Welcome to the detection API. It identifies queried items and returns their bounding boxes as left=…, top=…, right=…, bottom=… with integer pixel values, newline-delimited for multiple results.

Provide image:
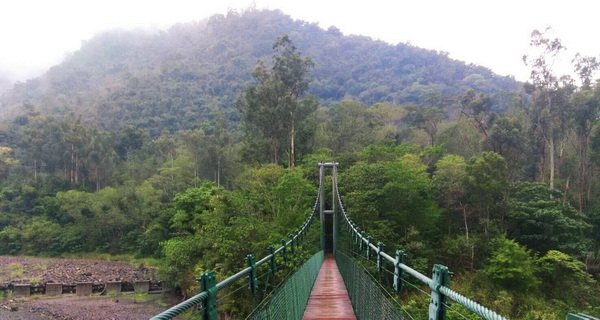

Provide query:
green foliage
left=433, top=154, right=467, bottom=205
left=0, top=225, right=22, bottom=254
left=487, top=116, right=527, bottom=179
left=339, top=153, right=441, bottom=257
left=437, top=120, right=482, bottom=159
left=464, top=151, right=509, bottom=235
left=483, top=236, right=540, bottom=291
left=508, top=182, right=592, bottom=254
left=160, top=234, right=203, bottom=295
left=160, top=165, right=316, bottom=294
left=403, top=104, right=446, bottom=145
left=171, top=182, right=221, bottom=234
left=315, top=100, right=387, bottom=154
left=239, top=35, right=317, bottom=167
left=537, top=250, right=598, bottom=307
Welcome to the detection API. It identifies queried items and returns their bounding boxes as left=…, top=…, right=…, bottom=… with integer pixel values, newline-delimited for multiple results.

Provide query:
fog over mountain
left=0, top=9, right=519, bottom=134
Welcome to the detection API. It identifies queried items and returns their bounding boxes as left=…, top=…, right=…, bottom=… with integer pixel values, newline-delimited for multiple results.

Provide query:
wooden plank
left=303, top=254, right=356, bottom=320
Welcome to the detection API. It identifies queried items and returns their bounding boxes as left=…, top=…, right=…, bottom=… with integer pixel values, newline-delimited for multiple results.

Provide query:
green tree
left=460, top=89, right=494, bottom=139
left=568, top=82, right=600, bottom=210
left=403, top=105, right=445, bottom=145
left=170, top=182, right=221, bottom=235
left=339, top=155, right=441, bottom=252
left=464, top=151, right=509, bottom=237
left=316, top=100, right=385, bottom=154
left=239, top=35, right=317, bottom=167
left=507, top=182, right=592, bottom=254
left=536, top=250, right=597, bottom=306
left=487, top=116, right=527, bottom=179
left=433, top=155, right=469, bottom=239
left=484, top=236, right=539, bottom=291
left=0, top=146, right=18, bottom=180
left=572, top=53, right=599, bottom=89
left=523, top=28, right=572, bottom=190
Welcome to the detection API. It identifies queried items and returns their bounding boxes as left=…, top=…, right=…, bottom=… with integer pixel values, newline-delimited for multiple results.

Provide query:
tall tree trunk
left=75, top=153, right=79, bottom=185
left=70, top=144, right=74, bottom=184
left=579, top=132, right=591, bottom=210
left=539, top=139, right=546, bottom=183
left=194, top=165, right=198, bottom=187
left=96, top=167, right=100, bottom=192
left=461, top=203, right=469, bottom=241
left=217, top=156, right=221, bottom=187
left=272, top=140, right=280, bottom=164
left=290, top=117, right=295, bottom=168
left=549, top=137, right=555, bottom=190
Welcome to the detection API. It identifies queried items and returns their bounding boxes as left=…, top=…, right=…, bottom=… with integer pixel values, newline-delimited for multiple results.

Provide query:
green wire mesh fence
left=247, top=250, right=324, bottom=320
left=336, top=250, right=405, bottom=320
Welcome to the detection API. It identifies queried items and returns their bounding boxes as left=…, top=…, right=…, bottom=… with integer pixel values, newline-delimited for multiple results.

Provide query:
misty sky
left=1, top=0, right=598, bottom=82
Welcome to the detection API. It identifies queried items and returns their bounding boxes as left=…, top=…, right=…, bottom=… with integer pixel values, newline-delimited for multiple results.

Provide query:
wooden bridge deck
left=302, top=254, right=356, bottom=320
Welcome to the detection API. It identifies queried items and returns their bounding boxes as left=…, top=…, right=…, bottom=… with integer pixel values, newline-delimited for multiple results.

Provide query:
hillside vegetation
left=0, top=9, right=518, bottom=135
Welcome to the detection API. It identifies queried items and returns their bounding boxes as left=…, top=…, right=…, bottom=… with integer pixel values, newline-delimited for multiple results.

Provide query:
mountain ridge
left=0, top=9, right=520, bottom=135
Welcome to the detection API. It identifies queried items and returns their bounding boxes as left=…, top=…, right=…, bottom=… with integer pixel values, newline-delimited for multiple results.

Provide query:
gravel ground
left=0, top=256, right=156, bottom=285
left=0, top=256, right=170, bottom=319
left=0, top=294, right=177, bottom=320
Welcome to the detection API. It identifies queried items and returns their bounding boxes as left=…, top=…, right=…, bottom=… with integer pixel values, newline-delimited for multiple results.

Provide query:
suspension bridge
left=151, top=162, right=511, bottom=320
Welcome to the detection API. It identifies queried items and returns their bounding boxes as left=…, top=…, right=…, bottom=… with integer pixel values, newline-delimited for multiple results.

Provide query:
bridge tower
left=318, top=162, right=338, bottom=254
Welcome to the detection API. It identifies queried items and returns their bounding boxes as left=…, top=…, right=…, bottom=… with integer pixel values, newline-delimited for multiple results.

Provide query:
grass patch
left=9, top=263, right=24, bottom=279
left=58, top=253, right=161, bottom=268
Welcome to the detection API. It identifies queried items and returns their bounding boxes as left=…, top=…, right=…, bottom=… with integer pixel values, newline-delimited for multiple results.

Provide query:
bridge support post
left=429, top=264, right=450, bottom=320
left=200, top=271, right=218, bottom=320
left=268, top=245, right=276, bottom=275
left=318, top=162, right=338, bottom=253
left=332, top=164, right=338, bottom=256
left=366, top=236, right=372, bottom=259
left=394, top=250, right=406, bottom=293
left=246, top=255, right=258, bottom=297
left=319, top=164, right=325, bottom=251
left=358, top=229, right=363, bottom=252
left=280, top=240, right=287, bottom=264
left=377, top=242, right=385, bottom=275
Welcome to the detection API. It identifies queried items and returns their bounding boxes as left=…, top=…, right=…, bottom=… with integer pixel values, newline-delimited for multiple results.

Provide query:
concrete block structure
left=105, top=281, right=121, bottom=294
left=76, top=282, right=93, bottom=296
left=13, top=284, right=30, bottom=297
left=45, top=283, right=63, bottom=296
left=134, top=280, right=150, bottom=293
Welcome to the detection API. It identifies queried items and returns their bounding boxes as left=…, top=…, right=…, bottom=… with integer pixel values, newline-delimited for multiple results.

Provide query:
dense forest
left=0, top=9, right=599, bottom=319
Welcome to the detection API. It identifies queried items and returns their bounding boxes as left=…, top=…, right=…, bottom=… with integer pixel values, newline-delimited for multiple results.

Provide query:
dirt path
left=0, top=294, right=177, bottom=320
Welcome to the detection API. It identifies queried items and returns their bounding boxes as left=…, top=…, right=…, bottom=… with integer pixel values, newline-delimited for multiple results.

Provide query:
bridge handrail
left=335, top=182, right=509, bottom=320
left=150, top=184, right=322, bottom=320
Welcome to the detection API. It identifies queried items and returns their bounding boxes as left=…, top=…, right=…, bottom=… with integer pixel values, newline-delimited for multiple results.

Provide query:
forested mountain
left=0, top=9, right=518, bottom=135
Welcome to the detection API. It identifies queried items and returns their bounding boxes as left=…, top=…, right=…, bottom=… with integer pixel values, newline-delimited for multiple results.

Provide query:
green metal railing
left=335, top=181, right=509, bottom=320
left=566, top=313, right=600, bottom=320
left=150, top=184, right=322, bottom=320
left=247, top=250, right=324, bottom=319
